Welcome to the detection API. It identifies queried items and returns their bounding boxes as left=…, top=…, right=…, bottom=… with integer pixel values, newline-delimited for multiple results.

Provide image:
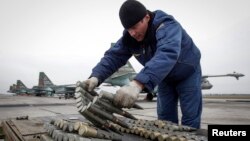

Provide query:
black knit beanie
left=119, top=0, right=147, bottom=29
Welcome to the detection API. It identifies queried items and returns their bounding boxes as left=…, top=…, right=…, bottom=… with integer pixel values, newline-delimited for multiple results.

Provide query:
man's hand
left=84, top=77, right=98, bottom=91
left=113, top=80, right=143, bottom=108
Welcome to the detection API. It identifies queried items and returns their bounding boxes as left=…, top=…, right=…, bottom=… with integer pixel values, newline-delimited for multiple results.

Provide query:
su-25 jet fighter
left=102, top=60, right=245, bottom=100
left=102, top=43, right=243, bottom=100
left=7, top=79, right=55, bottom=96
left=7, top=72, right=76, bottom=98
left=32, top=72, right=76, bottom=98
left=7, top=80, right=36, bottom=95
left=104, top=64, right=245, bottom=90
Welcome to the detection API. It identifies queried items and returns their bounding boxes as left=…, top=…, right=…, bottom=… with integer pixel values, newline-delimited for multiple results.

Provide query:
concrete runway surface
left=0, top=94, right=250, bottom=129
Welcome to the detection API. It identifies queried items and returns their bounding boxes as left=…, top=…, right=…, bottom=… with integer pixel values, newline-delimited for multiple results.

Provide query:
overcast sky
left=0, top=0, right=249, bottom=94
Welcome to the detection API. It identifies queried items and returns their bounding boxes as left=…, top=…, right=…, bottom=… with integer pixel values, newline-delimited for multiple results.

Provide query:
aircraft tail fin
left=109, top=61, right=136, bottom=79
left=38, top=72, right=54, bottom=87
left=126, top=61, right=136, bottom=73
left=16, top=80, right=27, bottom=90
left=9, top=86, right=13, bottom=92
left=8, top=84, right=16, bottom=93
left=110, top=42, right=136, bottom=76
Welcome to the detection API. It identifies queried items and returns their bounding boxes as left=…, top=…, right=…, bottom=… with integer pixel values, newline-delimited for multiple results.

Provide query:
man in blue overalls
left=84, top=0, right=202, bottom=129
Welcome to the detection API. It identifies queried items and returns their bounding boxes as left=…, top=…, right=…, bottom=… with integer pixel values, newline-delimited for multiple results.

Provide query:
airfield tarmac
left=0, top=94, right=250, bottom=130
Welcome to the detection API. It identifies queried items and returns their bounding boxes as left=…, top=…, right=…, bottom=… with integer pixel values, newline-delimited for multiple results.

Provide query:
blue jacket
left=91, top=10, right=201, bottom=92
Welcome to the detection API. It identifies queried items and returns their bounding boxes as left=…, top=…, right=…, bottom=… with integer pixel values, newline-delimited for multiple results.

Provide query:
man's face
left=127, top=14, right=150, bottom=42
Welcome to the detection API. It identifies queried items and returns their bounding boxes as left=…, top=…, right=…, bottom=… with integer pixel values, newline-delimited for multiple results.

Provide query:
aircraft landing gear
left=64, top=93, right=69, bottom=99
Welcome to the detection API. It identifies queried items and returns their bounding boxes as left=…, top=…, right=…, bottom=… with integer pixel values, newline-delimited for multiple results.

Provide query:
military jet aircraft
left=102, top=60, right=245, bottom=100
left=36, top=72, right=76, bottom=98
left=8, top=80, right=36, bottom=95
left=7, top=72, right=75, bottom=97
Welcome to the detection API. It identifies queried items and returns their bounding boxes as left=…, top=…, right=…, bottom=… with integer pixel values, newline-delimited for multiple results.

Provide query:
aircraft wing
left=110, top=72, right=137, bottom=79
left=64, top=84, right=76, bottom=88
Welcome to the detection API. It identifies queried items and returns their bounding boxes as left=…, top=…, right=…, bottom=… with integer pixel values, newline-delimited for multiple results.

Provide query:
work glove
left=84, top=77, right=98, bottom=91
left=113, top=80, right=143, bottom=108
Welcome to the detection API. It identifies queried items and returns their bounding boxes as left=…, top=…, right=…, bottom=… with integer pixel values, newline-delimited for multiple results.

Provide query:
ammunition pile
left=75, top=81, right=139, bottom=129
left=43, top=118, right=115, bottom=141
left=72, top=81, right=207, bottom=141
left=42, top=81, right=208, bottom=141
left=112, top=119, right=207, bottom=141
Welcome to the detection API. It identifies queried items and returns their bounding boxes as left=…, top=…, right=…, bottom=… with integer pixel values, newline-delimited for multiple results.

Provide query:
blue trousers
left=157, top=64, right=202, bottom=129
